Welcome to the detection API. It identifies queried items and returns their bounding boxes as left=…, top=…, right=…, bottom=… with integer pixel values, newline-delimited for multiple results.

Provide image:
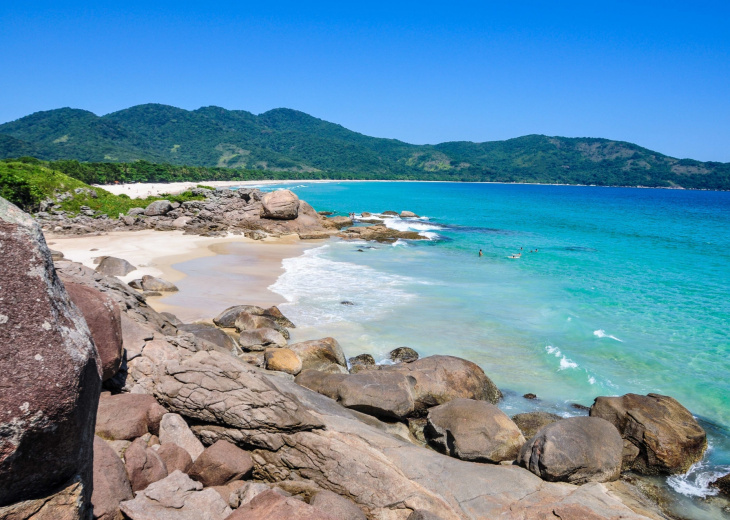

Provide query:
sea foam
left=667, top=458, right=729, bottom=498
left=269, top=245, right=415, bottom=327
left=593, top=329, right=624, bottom=342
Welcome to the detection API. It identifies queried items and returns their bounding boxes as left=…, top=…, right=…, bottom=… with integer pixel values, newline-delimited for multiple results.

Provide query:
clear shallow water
left=261, top=181, right=730, bottom=510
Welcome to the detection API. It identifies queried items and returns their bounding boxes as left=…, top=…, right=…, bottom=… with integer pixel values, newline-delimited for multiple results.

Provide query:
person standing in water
left=479, top=249, right=483, bottom=257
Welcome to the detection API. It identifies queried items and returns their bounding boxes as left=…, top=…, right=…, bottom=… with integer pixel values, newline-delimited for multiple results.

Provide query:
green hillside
left=1, top=104, right=728, bottom=189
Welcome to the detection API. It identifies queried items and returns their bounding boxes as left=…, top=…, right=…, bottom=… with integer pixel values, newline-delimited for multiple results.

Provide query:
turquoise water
left=261, top=181, right=730, bottom=509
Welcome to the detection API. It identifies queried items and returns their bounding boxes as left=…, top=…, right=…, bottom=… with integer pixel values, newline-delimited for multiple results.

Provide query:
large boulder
left=144, top=200, right=173, bottom=216
left=156, top=443, right=193, bottom=474
left=159, top=413, right=205, bottom=462
left=213, top=305, right=266, bottom=328
left=512, top=411, right=563, bottom=440
left=96, top=256, right=137, bottom=276
left=425, top=399, right=525, bottom=463
left=390, top=346, right=419, bottom=364
left=92, top=436, right=133, bottom=520
left=0, top=197, right=101, bottom=509
left=65, top=282, right=124, bottom=381
left=119, top=471, right=232, bottom=520
left=95, top=393, right=168, bottom=441
left=227, top=489, right=337, bottom=520
left=235, top=312, right=290, bottom=339
left=140, top=275, right=179, bottom=292
left=261, top=190, right=300, bottom=220
left=238, top=327, right=287, bottom=351
left=589, top=393, right=707, bottom=475
left=124, top=437, right=168, bottom=492
left=262, top=306, right=296, bottom=328
left=517, top=416, right=623, bottom=484
left=711, top=473, right=730, bottom=496
left=188, top=440, right=253, bottom=487
left=338, top=371, right=417, bottom=420
left=178, top=323, right=238, bottom=354
left=264, top=347, right=303, bottom=375
left=288, top=337, right=347, bottom=372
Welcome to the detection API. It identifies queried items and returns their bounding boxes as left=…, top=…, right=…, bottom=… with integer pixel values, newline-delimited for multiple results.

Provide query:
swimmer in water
left=479, top=249, right=483, bottom=257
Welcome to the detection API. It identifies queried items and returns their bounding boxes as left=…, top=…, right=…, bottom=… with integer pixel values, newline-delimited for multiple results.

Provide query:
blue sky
left=1, top=1, right=728, bottom=161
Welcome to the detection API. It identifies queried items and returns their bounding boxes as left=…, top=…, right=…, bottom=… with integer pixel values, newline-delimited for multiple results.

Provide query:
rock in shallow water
left=589, top=393, right=707, bottom=475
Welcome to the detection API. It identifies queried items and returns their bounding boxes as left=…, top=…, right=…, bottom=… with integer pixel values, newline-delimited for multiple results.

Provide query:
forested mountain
left=1, top=104, right=728, bottom=189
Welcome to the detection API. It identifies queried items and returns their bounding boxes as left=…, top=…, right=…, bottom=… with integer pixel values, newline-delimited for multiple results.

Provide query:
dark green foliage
left=0, top=104, right=728, bottom=189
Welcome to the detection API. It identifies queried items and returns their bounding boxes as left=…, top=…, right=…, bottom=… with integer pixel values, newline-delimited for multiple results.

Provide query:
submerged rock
left=589, top=393, right=707, bottom=475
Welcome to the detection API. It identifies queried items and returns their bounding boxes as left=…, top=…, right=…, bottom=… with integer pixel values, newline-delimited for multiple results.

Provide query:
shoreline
left=46, top=229, right=316, bottom=323
left=94, top=179, right=713, bottom=199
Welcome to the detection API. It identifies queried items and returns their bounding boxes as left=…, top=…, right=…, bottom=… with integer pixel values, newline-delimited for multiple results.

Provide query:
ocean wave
left=546, top=345, right=579, bottom=371
left=593, top=329, right=624, bottom=342
left=666, top=459, right=729, bottom=498
left=269, top=245, right=415, bottom=327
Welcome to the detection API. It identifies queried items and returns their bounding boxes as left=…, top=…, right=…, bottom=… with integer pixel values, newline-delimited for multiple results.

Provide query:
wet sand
left=46, top=230, right=318, bottom=323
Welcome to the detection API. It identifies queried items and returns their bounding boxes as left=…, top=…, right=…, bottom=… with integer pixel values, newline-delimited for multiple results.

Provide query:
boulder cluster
left=2, top=194, right=726, bottom=520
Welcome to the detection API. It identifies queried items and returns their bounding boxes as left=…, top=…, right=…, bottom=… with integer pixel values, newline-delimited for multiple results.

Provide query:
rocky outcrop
left=239, top=327, right=287, bottom=350
left=349, top=353, right=375, bottom=372
left=323, top=216, right=353, bottom=229
left=0, top=197, right=101, bottom=511
left=65, top=282, right=124, bottom=381
left=518, top=416, right=623, bottom=484
left=711, top=473, right=730, bottom=496
left=119, top=471, right=232, bottom=520
left=188, top=440, right=253, bottom=487
left=235, top=312, right=290, bottom=339
left=178, top=323, right=238, bottom=354
left=338, top=224, right=426, bottom=243
left=512, top=411, right=563, bottom=440
left=425, top=399, right=525, bottom=463
left=96, top=256, right=137, bottom=276
left=92, top=436, right=133, bottom=520
left=261, top=190, right=300, bottom=219
left=589, top=393, right=707, bottom=475
left=310, top=490, right=367, bottom=520
left=264, top=347, right=303, bottom=375
left=400, top=211, right=419, bottom=218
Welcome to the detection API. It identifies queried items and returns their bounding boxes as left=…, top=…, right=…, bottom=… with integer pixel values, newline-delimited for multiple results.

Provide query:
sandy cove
left=46, top=229, right=317, bottom=322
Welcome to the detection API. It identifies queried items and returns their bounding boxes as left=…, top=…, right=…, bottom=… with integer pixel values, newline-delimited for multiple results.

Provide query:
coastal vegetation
left=0, top=159, right=204, bottom=215
left=0, top=104, right=728, bottom=190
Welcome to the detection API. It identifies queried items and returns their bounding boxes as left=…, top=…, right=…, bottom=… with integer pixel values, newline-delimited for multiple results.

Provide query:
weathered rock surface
left=262, top=305, right=296, bottom=328
left=288, top=337, right=347, bottom=372
left=144, top=200, right=173, bottom=216
left=124, top=437, right=168, bottom=492
left=178, top=323, right=238, bottom=354
left=0, top=477, right=89, bottom=520
left=518, top=416, right=623, bottom=484
left=65, top=282, right=124, bottom=381
left=213, top=305, right=265, bottom=328
left=119, top=470, right=232, bottom=520
left=408, top=511, right=445, bottom=520
left=0, top=197, right=101, bottom=509
left=227, top=489, right=337, bottom=520
left=310, top=490, right=367, bottom=520
left=390, top=346, right=420, bottom=364
left=140, top=275, right=179, bottom=292
left=349, top=353, right=375, bottom=373
left=159, top=413, right=205, bottom=462
left=589, top=393, right=707, bottom=475
left=96, top=256, right=137, bottom=276
left=188, top=440, right=253, bottom=487
left=400, top=211, right=419, bottom=218
left=323, top=215, right=353, bottom=229
left=96, top=393, right=167, bottom=440
left=156, top=443, right=193, bottom=474
left=264, top=347, right=303, bottom=375
left=92, top=435, right=133, bottom=520
left=512, top=411, right=563, bottom=440
left=238, top=327, right=287, bottom=350
left=235, top=312, right=290, bottom=339
left=261, top=189, right=300, bottom=220
left=425, top=399, right=525, bottom=463
left=339, top=371, right=417, bottom=419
